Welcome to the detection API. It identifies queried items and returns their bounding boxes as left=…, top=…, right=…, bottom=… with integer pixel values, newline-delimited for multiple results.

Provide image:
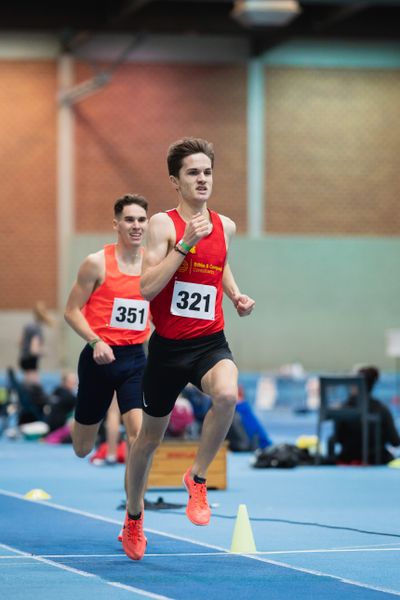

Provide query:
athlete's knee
left=72, top=439, right=93, bottom=458
left=126, top=428, right=140, bottom=449
left=136, top=429, right=164, bottom=455
left=71, top=420, right=99, bottom=458
left=212, top=389, right=237, bottom=412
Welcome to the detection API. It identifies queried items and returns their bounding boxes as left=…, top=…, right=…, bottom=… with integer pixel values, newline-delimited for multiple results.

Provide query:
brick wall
left=2, top=59, right=400, bottom=314
left=75, top=63, right=248, bottom=230
left=0, top=61, right=57, bottom=309
left=265, top=68, right=400, bottom=235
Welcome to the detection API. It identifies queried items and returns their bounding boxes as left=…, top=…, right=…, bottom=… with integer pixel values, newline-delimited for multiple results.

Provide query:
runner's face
left=114, top=204, right=148, bottom=246
left=174, top=153, right=213, bottom=204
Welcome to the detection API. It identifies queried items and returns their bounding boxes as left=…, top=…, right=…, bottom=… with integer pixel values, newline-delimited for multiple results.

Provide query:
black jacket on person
left=44, top=386, right=76, bottom=432
left=335, top=395, right=400, bottom=464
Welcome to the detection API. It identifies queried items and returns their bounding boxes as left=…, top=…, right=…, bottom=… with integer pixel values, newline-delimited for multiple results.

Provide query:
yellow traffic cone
left=230, top=504, right=257, bottom=553
left=24, top=489, right=51, bottom=501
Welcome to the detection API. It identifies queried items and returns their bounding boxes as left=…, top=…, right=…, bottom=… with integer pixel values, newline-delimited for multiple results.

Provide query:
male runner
left=64, top=194, right=150, bottom=535
left=122, top=139, right=255, bottom=560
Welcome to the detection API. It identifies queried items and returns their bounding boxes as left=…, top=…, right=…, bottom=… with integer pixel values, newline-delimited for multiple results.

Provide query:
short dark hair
left=358, top=366, right=380, bottom=393
left=114, top=194, right=148, bottom=217
left=167, top=137, right=214, bottom=177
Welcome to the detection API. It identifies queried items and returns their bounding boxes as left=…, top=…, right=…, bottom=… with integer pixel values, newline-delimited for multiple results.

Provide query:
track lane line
left=2, top=488, right=400, bottom=597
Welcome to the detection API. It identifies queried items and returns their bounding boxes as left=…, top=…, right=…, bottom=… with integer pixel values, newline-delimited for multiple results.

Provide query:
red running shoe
left=122, top=512, right=147, bottom=560
left=89, top=442, right=108, bottom=465
left=183, top=469, right=211, bottom=526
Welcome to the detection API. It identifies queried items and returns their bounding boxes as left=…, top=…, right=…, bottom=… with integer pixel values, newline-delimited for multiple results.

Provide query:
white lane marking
left=0, top=542, right=175, bottom=600
left=245, top=554, right=400, bottom=597
left=0, top=542, right=95, bottom=578
left=0, top=552, right=227, bottom=559
left=0, top=487, right=227, bottom=552
left=1, top=488, right=400, bottom=597
left=2, top=547, right=400, bottom=560
left=251, top=547, right=400, bottom=556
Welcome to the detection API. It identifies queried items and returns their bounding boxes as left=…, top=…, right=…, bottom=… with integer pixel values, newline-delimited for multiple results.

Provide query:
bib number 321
left=110, top=298, right=149, bottom=331
left=171, top=281, right=216, bottom=321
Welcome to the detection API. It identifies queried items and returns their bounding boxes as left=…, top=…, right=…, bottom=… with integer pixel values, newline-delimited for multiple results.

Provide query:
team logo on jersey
left=178, top=260, right=189, bottom=273
left=189, top=246, right=196, bottom=254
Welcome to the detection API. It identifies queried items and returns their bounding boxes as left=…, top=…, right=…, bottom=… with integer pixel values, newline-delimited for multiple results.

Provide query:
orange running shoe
left=122, top=512, right=147, bottom=560
left=183, top=468, right=211, bottom=526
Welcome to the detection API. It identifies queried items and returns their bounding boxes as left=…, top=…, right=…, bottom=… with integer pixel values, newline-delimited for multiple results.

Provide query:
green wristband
left=178, top=239, right=192, bottom=253
left=88, top=338, right=101, bottom=348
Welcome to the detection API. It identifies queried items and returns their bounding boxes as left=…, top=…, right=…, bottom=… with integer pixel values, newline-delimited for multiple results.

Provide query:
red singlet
left=83, top=244, right=150, bottom=346
left=150, top=209, right=226, bottom=340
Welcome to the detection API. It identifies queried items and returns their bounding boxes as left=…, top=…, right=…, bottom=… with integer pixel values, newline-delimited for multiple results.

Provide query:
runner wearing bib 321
left=122, top=138, right=255, bottom=562
left=143, top=208, right=232, bottom=417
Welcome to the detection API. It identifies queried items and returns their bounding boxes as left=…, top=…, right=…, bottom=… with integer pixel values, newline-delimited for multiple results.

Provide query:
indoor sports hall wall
left=0, top=60, right=57, bottom=309
left=0, top=35, right=399, bottom=373
left=74, top=62, right=248, bottom=232
left=264, top=67, right=400, bottom=235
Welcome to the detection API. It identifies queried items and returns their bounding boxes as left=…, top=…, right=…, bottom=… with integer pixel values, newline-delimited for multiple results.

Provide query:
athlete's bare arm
left=140, top=211, right=211, bottom=301
left=220, top=214, right=255, bottom=318
left=64, top=251, right=116, bottom=364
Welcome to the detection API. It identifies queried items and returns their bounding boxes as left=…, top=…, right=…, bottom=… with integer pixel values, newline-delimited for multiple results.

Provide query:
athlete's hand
left=92, top=341, right=116, bottom=365
left=182, top=212, right=212, bottom=247
left=232, top=293, right=255, bottom=317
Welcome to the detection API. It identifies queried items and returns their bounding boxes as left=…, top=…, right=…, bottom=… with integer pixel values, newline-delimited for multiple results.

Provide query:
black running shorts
left=142, top=330, right=235, bottom=417
left=75, top=344, right=146, bottom=425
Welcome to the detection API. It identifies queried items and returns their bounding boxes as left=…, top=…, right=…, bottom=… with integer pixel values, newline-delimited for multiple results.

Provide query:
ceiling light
left=232, top=0, right=302, bottom=27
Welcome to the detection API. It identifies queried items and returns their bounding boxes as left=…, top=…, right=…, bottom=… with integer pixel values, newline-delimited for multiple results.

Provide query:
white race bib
left=110, top=298, right=149, bottom=331
left=171, top=281, right=216, bottom=321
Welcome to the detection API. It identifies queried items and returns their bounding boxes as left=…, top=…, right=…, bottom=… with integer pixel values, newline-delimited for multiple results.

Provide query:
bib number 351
left=110, top=298, right=149, bottom=331
left=171, top=281, right=216, bottom=321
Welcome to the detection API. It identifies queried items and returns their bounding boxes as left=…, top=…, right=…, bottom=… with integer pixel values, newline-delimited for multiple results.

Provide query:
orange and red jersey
left=83, top=244, right=150, bottom=346
left=150, top=209, right=226, bottom=340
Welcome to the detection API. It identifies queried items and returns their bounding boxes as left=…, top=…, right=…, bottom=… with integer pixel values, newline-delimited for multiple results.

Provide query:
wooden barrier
left=147, top=440, right=227, bottom=489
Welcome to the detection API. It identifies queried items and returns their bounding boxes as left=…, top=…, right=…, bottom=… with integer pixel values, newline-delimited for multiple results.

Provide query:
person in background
left=230, top=384, right=273, bottom=451
left=335, top=366, right=400, bottom=465
left=44, top=371, right=77, bottom=434
left=90, top=395, right=127, bottom=465
left=183, top=383, right=273, bottom=451
left=19, top=301, right=54, bottom=384
left=166, top=393, right=195, bottom=438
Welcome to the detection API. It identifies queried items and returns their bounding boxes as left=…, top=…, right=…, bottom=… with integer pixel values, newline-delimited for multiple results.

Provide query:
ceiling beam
left=111, top=0, right=155, bottom=24
left=312, top=2, right=370, bottom=32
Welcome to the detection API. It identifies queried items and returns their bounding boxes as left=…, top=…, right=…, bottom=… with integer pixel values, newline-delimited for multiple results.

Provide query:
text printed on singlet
left=171, top=281, right=216, bottom=321
left=110, top=298, right=149, bottom=331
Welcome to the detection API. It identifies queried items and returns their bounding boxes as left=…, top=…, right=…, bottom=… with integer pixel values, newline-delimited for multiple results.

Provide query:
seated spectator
left=17, top=382, right=48, bottom=425
left=43, top=371, right=77, bottom=433
left=166, top=394, right=195, bottom=438
left=183, top=383, right=273, bottom=451
left=334, top=366, right=400, bottom=465
left=235, top=385, right=273, bottom=449
left=182, top=383, right=211, bottom=423
left=4, top=367, right=49, bottom=439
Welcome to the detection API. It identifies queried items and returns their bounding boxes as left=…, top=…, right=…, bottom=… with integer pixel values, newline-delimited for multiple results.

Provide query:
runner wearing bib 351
left=122, top=138, right=255, bottom=562
left=64, top=194, right=150, bottom=544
